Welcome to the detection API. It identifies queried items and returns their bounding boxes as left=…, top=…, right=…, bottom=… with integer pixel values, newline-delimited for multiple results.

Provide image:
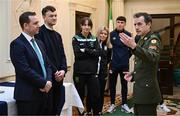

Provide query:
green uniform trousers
left=134, top=104, right=157, bottom=116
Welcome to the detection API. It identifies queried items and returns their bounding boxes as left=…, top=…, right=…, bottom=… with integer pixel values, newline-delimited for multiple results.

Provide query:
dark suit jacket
left=10, top=33, right=52, bottom=101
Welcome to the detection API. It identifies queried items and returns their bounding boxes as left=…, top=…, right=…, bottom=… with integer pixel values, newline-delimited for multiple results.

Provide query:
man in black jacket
left=35, top=6, right=67, bottom=115
left=108, top=16, right=132, bottom=113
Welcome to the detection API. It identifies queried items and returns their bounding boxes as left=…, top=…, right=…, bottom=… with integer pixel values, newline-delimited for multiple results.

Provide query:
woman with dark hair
left=72, top=17, right=100, bottom=115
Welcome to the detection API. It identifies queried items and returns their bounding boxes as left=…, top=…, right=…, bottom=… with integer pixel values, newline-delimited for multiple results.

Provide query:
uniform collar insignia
left=144, top=37, right=147, bottom=40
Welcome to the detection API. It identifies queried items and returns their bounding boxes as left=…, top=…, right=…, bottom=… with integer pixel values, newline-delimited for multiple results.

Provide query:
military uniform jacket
left=132, top=32, right=162, bottom=104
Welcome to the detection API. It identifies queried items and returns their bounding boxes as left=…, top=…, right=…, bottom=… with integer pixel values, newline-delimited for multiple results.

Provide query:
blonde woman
left=86, top=27, right=112, bottom=114
left=97, top=27, right=112, bottom=114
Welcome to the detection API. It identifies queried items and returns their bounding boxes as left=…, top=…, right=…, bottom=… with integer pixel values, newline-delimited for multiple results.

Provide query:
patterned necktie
left=31, top=39, right=47, bottom=79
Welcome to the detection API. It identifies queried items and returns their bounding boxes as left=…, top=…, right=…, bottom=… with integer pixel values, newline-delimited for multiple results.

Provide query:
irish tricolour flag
left=107, top=0, right=113, bottom=32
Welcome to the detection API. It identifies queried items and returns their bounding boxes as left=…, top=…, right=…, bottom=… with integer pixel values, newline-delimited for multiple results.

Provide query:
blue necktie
left=31, top=39, right=47, bottom=79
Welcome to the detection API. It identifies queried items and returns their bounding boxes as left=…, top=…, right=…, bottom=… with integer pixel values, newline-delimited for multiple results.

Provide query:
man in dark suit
left=35, top=6, right=67, bottom=115
left=10, top=11, right=52, bottom=115
left=120, top=12, right=162, bottom=115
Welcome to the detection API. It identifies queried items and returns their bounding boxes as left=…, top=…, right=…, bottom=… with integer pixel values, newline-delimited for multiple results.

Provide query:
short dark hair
left=116, top=16, right=126, bottom=22
left=80, top=17, right=93, bottom=28
left=19, top=11, right=36, bottom=29
left=42, top=5, right=56, bottom=16
left=133, top=12, right=152, bottom=24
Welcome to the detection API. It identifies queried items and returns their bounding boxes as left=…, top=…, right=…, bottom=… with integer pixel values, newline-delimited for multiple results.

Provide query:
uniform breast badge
left=144, top=37, right=147, bottom=40
left=151, top=39, right=157, bottom=44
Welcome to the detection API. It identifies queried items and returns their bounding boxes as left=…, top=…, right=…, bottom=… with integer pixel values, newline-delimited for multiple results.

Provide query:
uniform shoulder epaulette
left=150, top=34, right=159, bottom=40
left=148, top=34, right=161, bottom=46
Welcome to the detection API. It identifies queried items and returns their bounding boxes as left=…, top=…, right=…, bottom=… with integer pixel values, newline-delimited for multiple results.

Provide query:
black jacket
left=72, top=33, right=100, bottom=75
left=110, top=29, right=132, bottom=71
left=99, top=41, right=111, bottom=76
left=35, top=25, right=67, bottom=85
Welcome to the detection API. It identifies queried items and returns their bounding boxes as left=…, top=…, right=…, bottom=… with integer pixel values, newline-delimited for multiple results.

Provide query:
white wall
left=0, top=0, right=14, bottom=78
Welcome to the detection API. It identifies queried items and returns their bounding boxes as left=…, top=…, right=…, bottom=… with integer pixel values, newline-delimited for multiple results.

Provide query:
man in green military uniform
left=119, top=12, right=162, bottom=115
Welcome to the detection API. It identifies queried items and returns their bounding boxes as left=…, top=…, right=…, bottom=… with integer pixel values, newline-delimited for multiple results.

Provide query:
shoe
left=121, top=104, right=131, bottom=113
left=84, top=112, right=92, bottom=116
left=107, top=104, right=116, bottom=113
left=99, top=112, right=103, bottom=116
left=160, top=103, right=171, bottom=112
left=130, top=107, right=134, bottom=113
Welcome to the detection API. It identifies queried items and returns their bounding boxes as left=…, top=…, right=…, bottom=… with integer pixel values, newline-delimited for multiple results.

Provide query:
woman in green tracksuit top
left=72, top=17, right=101, bottom=115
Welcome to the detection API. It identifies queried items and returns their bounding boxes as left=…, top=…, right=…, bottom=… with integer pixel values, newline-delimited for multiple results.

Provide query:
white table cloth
left=0, top=82, right=84, bottom=116
left=62, top=83, right=84, bottom=116
left=0, top=86, right=17, bottom=115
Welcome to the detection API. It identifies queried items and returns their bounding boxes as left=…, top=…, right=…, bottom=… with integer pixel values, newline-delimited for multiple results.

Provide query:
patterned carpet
left=73, top=89, right=180, bottom=115
left=157, top=99, right=180, bottom=116
left=102, top=94, right=134, bottom=116
left=102, top=95, right=180, bottom=116
left=102, top=94, right=132, bottom=113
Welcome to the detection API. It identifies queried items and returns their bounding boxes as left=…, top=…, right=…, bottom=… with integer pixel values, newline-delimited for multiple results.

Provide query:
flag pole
left=107, top=0, right=113, bottom=32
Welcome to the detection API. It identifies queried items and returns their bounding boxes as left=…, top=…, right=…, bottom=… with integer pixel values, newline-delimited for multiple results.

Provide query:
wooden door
left=75, top=11, right=90, bottom=34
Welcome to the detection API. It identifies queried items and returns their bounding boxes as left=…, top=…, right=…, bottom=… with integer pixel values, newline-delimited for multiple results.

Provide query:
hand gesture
left=123, top=72, right=132, bottom=82
left=119, top=33, right=136, bottom=49
left=54, top=70, right=65, bottom=82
